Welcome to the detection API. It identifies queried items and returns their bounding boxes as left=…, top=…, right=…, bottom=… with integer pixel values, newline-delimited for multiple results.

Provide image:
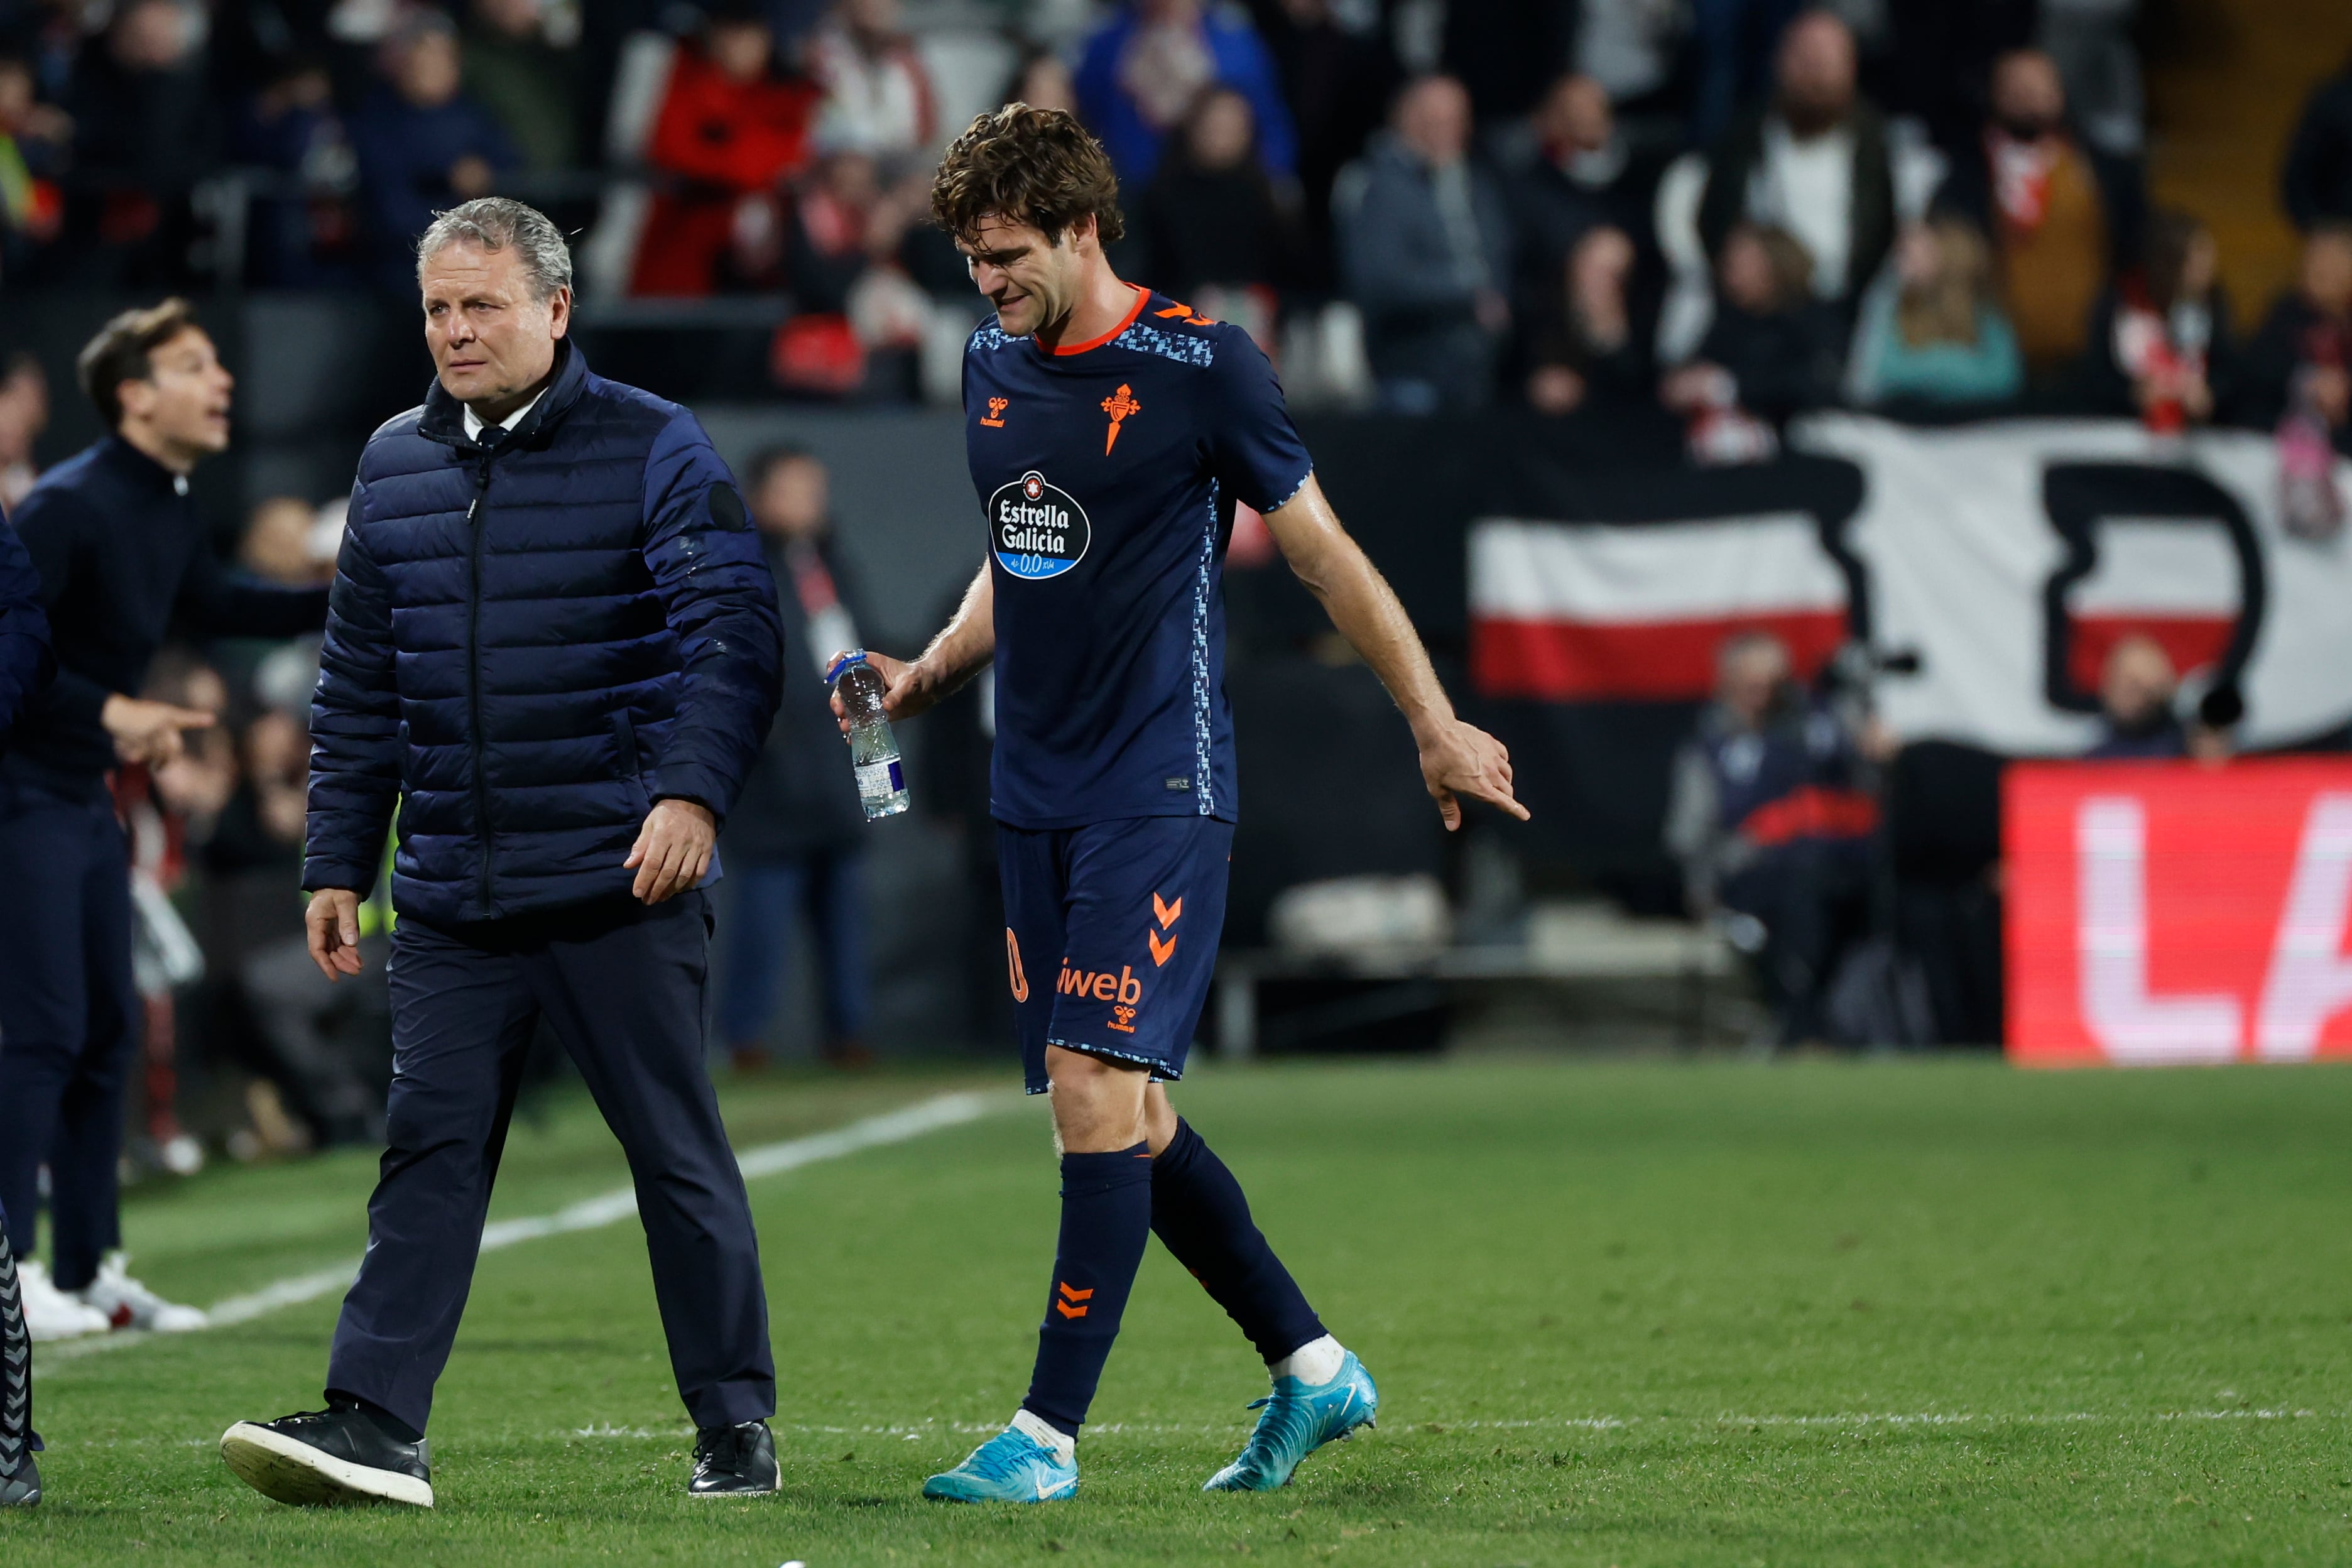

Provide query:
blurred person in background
left=460, top=0, right=584, bottom=173
left=1696, top=10, right=1893, bottom=308
left=0, top=493, right=51, bottom=1510
left=1003, top=47, right=1077, bottom=117
left=1932, top=48, right=2142, bottom=381
left=1523, top=224, right=1652, bottom=415
left=125, top=651, right=238, bottom=1178
left=1664, top=629, right=1881, bottom=1048
left=1845, top=217, right=2024, bottom=408
left=351, top=11, right=519, bottom=293
left=1511, top=74, right=1662, bottom=334
left=2232, top=223, right=2352, bottom=440
left=2284, top=48, right=2352, bottom=231
left=1663, top=221, right=1845, bottom=452
left=1336, top=74, right=1511, bottom=415
left=2084, top=633, right=2185, bottom=759
left=1130, top=85, right=1300, bottom=309
left=768, top=147, right=935, bottom=395
left=0, top=351, right=48, bottom=512
left=807, top=0, right=937, bottom=171
left=1075, top=0, right=1295, bottom=187
left=65, top=0, right=215, bottom=286
left=1239, top=0, right=1396, bottom=289
left=720, top=447, right=871, bottom=1072
left=784, top=148, right=887, bottom=312
left=232, top=57, right=359, bottom=288
left=0, top=51, right=68, bottom=280
left=0, top=300, right=328, bottom=1342
left=2079, top=209, right=2233, bottom=433
left=236, top=494, right=338, bottom=589
left=200, top=633, right=393, bottom=1152
left=631, top=0, right=820, bottom=297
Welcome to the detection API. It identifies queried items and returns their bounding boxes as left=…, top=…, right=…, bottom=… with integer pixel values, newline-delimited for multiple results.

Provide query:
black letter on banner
left=2038, top=463, right=2266, bottom=715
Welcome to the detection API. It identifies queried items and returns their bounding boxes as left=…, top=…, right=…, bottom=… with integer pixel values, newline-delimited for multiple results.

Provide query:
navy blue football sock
left=1020, top=1141, right=1155, bottom=1437
left=1150, top=1119, right=1327, bottom=1366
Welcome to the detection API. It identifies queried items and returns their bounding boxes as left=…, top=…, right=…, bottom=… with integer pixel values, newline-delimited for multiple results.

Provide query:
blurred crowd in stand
left=1660, top=617, right=2249, bottom=1053
left=0, top=0, right=2339, bottom=451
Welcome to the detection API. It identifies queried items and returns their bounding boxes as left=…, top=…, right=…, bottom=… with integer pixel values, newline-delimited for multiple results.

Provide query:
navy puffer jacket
left=304, top=343, right=783, bottom=925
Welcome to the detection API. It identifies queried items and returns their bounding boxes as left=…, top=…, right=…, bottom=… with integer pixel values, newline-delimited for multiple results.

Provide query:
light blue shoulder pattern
left=1111, top=320, right=1217, bottom=369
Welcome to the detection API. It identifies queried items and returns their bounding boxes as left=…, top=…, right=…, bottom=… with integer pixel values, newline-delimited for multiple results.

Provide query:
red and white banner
left=2006, top=760, right=2352, bottom=1064
left=1471, top=513, right=1848, bottom=700
left=1469, top=418, right=2352, bottom=750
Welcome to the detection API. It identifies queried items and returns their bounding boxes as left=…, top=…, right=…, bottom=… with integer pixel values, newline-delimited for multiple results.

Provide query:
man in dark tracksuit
left=219, top=199, right=786, bottom=1509
left=1, top=509, right=56, bottom=1508
left=0, top=302, right=330, bottom=1341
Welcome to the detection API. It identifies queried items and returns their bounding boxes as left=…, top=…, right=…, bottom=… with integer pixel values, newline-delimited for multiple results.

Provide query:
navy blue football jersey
left=964, top=285, right=1313, bottom=829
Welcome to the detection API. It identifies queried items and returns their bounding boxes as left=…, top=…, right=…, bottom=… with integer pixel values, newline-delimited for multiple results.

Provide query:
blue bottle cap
left=824, top=649, right=868, bottom=685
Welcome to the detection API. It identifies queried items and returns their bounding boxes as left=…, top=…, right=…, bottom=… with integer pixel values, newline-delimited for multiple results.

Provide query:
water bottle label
left=856, top=760, right=904, bottom=797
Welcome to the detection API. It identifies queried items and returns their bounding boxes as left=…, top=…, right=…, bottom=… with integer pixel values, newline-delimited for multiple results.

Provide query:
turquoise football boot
left=922, top=1425, right=1079, bottom=1503
left=1203, top=1351, right=1379, bottom=1491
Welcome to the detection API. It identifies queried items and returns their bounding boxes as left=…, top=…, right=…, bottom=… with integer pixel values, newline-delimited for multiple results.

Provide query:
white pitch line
left=41, top=1089, right=1011, bottom=1366
left=542, top=1408, right=2343, bottom=1444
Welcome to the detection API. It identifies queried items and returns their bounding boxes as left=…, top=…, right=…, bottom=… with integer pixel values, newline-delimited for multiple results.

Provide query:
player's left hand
left=626, top=798, right=716, bottom=904
left=1417, top=719, right=1529, bottom=831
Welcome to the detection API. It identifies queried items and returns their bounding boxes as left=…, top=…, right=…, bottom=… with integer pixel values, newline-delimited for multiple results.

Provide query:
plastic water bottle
left=828, top=650, right=910, bottom=820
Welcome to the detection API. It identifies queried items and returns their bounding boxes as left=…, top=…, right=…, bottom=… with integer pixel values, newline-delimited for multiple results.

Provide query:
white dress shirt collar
left=461, top=384, right=547, bottom=443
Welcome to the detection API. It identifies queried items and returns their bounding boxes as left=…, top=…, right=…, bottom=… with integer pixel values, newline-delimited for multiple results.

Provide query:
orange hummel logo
left=1153, top=302, right=1217, bottom=326
left=1152, top=893, right=1182, bottom=928
left=1147, top=930, right=1177, bottom=968
left=1101, top=384, right=1141, bottom=454
left=981, top=396, right=1008, bottom=428
left=1055, top=1282, right=1093, bottom=1319
left=1006, top=928, right=1028, bottom=1002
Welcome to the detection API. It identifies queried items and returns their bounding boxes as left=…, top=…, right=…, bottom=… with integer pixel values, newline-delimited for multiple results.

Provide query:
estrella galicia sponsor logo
left=991, top=471, right=1090, bottom=579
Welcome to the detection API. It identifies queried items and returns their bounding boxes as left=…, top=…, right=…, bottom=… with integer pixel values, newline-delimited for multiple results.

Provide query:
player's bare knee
left=1043, top=1046, right=1148, bottom=1150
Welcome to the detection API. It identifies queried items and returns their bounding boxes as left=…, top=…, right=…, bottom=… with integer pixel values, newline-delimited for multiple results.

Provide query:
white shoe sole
left=24, top=1315, right=109, bottom=1343
left=220, top=1422, right=433, bottom=1508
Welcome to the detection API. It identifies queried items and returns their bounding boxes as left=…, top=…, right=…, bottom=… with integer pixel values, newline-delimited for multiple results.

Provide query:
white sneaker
left=18, top=1260, right=111, bottom=1342
left=75, top=1255, right=207, bottom=1333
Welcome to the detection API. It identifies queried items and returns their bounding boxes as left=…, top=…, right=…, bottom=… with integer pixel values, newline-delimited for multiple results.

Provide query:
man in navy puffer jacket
left=219, top=200, right=789, bottom=1509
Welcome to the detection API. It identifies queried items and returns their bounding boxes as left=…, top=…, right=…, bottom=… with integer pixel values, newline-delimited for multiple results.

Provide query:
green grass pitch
left=9, top=1055, right=2352, bottom=1565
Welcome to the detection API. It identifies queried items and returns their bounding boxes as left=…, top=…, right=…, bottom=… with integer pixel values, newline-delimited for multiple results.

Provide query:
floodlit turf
left=9, top=1055, right=2352, bottom=1566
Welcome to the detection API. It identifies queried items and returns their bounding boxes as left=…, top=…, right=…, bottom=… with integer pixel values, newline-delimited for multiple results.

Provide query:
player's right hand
left=1417, top=717, right=1530, bottom=832
left=829, top=650, right=940, bottom=732
left=306, top=888, right=366, bottom=982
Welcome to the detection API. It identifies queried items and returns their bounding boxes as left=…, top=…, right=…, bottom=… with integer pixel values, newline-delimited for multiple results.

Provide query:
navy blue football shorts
left=998, top=815, right=1233, bottom=1094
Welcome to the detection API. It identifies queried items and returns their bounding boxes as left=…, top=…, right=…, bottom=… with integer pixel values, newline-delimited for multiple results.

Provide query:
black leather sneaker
left=689, top=1420, right=779, bottom=1497
left=220, top=1408, right=433, bottom=1508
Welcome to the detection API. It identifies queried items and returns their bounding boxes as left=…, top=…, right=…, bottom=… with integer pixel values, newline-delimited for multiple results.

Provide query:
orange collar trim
left=1041, top=284, right=1151, bottom=357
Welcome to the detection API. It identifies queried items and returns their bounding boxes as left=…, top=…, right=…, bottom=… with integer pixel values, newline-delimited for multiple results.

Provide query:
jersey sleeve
left=1203, top=328, right=1313, bottom=514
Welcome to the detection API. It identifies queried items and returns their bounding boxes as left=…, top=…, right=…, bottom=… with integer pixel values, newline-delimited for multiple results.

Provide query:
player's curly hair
left=930, top=104, right=1126, bottom=248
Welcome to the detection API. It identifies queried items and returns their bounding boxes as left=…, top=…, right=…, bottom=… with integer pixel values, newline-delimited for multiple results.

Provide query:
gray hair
left=415, top=197, right=573, bottom=300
